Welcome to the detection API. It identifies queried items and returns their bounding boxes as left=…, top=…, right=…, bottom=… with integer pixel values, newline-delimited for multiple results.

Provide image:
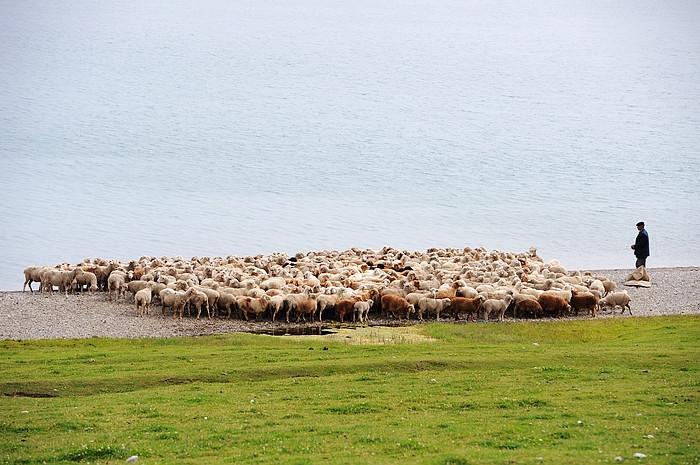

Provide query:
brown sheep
left=238, top=295, right=269, bottom=321
left=538, top=294, right=570, bottom=318
left=335, top=298, right=359, bottom=323
left=570, top=290, right=599, bottom=317
left=514, top=299, right=542, bottom=319
left=289, top=298, right=318, bottom=323
left=381, top=294, right=415, bottom=321
left=449, top=296, right=484, bottom=321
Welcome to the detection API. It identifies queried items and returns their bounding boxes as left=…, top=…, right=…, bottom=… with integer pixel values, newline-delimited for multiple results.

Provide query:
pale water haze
left=1, top=0, right=699, bottom=290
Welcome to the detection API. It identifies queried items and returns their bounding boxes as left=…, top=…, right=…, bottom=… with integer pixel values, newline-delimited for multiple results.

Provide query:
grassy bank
left=1, top=316, right=698, bottom=464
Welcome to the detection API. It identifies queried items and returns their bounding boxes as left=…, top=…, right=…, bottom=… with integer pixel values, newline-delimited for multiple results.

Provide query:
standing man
left=631, top=221, right=650, bottom=268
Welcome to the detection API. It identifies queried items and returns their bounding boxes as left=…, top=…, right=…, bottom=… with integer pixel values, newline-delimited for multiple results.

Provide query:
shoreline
left=1, top=266, right=698, bottom=341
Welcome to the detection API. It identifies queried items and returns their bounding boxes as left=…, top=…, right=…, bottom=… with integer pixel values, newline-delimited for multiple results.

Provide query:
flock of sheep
left=22, top=246, right=633, bottom=324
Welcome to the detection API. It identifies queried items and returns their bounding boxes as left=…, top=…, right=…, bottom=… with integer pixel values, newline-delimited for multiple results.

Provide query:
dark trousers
left=635, top=256, right=647, bottom=268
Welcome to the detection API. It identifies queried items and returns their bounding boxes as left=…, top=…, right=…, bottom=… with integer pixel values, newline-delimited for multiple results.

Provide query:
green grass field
left=1, top=316, right=698, bottom=464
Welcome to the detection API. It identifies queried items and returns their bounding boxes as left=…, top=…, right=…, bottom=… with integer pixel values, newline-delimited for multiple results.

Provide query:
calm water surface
left=1, top=0, right=699, bottom=290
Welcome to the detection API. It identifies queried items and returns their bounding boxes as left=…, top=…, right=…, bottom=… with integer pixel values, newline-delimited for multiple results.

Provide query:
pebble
left=634, top=452, right=647, bottom=458
left=126, top=456, right=138, bottom=463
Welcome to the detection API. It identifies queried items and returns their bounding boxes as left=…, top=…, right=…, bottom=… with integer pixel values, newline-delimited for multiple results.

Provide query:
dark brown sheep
left=335, top=299, right=359, bottom=323
left=570, top=291, right=599, bottom=317
left=538, top=294, right=570, bottom=318
left=449, top=296, right=485, bottom=321
left=514, top=298, right=542, bottom=318
left=380, top=294, right=415, bottom=321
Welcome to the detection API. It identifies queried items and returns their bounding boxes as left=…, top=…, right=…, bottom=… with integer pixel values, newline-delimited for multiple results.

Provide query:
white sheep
left=587, top=279, right=606, bottom=296
left=23, top=265, right=51, bottom=293
left=599, top=292, right=632, bottom=315
left=353, top=299, right=373, bottom=323
left=316, top=294, right=337, bottom=322
left=602, top=279, right=617, bottom=296
left=417, top=297, right=452, bottom=321
left=134, top=284, right=154, bottom=317
left=41, top=268, right=84, bottom=296
left=160, top=287, right=197, bottom=319
left=186, top=288, right=211, bottom=318
left=541, top=284, right=572, bottom=303
left=73, top=271, right=98, bottom=294
left=267, top=295, right=286, bottom=321
left=481, top=295, right=514, bottom=321
left=107, top=271, right=128, bottom=301
left=405, top=291, right=429, bottom=307
left=260, top=276, right=286, bottom=290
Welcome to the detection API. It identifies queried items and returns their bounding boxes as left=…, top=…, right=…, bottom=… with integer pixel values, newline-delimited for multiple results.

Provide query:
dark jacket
left=634, top=229, right=650, bottom=258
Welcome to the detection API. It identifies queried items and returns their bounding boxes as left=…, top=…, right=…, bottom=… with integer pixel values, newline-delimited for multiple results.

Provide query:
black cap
left=636, top=221, right=645, bottom=227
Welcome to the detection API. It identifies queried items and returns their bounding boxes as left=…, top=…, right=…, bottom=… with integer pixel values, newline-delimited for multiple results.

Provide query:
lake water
left=1, top=0, right=699, bottom=290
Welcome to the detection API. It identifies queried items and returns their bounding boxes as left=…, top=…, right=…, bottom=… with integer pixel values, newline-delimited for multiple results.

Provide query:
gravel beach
left=1, top=267, right=698, bottom=341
